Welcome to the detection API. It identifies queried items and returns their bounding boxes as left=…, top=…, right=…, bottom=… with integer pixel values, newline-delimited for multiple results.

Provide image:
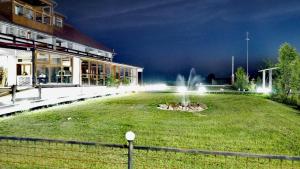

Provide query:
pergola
left=258, top=67, right=279, bottom=89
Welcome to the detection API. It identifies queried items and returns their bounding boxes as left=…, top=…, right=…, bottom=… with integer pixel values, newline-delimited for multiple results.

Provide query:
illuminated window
left=37, top=53, right=49, bottom=63
left=51, top=54, right=61, bottom=65
left=24, top=8, right=34, bottom=20
left=55, top=17, right=63, bottom=27
left=15, top=4, right=24, bottom=16
left=18, top=30, right=26, bottom=38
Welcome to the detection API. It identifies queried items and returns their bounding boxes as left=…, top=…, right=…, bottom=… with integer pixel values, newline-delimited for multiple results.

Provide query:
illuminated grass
left=0, top=92, right=300, bottom=168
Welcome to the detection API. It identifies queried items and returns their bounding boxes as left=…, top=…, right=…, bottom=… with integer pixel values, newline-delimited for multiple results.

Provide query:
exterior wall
left=72, top=56, right=80, bottom=85
left=0, top=48, right=34, bottom=87
left=12, top=14, right=53, bottom=34
left=12, top=0, right=54, bottom=34
left=0, top=0, right=12, bottom=21
left=7, top=50, right=17, bottom=86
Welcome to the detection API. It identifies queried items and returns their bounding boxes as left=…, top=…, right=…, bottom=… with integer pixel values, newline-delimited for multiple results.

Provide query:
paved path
left=0, top=86, right=139, bottom=117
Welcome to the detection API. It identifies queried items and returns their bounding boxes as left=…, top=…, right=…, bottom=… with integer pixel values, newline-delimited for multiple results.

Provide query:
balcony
left=12, top=0, right=54, bottom=34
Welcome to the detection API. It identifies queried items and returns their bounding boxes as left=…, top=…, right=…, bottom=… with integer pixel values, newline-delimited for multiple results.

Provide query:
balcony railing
left=0, top=32, right=112, bottom=61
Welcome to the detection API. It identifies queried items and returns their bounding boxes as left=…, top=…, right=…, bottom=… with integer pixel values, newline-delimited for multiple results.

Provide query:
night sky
left=55, top=0, right=300, bottom=82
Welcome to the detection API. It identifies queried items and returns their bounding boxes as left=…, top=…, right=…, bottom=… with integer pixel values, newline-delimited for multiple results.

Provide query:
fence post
left=125, top=131, right=135, bottom=169
left=38, top=85, right=42, bottom=100
left=11, top=85, right=17, bottom=104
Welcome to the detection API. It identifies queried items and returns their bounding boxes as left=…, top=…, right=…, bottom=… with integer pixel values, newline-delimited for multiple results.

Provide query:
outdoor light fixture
left=125, top=131, right=135, bottom=141
left=143, top=84, right=168, bottom=91
left=198, top=86, right=207, bottom=94
left=125, top=131, right=135, bottom=169
left=256, top=87, right=271, bottom=94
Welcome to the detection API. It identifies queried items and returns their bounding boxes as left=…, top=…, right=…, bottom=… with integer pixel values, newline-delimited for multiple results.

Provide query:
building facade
left=0, top=0, right=143, bottom=87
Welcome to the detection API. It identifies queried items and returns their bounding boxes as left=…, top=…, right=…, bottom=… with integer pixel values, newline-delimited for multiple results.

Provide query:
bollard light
left=125, top=131, right=135, bottom=141
left=126, top=131, right=135, bottom=169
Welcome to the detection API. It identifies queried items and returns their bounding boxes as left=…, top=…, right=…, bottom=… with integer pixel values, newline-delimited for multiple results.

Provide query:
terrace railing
left=0, top=32, right=112, bottom=61
left=0, top=135, right=299, bottom=168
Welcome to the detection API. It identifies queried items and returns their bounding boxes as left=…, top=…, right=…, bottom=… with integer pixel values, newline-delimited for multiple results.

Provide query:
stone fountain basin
left=158, top=103, right=207, bottom=112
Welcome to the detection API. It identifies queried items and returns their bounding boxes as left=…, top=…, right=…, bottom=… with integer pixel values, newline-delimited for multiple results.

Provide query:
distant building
left=0, top=0, right=143, bottom=87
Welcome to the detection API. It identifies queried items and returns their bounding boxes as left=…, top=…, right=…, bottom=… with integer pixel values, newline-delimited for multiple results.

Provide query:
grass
left=0, top=92, right=300, bottom=168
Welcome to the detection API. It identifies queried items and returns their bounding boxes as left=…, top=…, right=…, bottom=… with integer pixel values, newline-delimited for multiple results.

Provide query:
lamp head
left=125, top=131, right=135, bottom=141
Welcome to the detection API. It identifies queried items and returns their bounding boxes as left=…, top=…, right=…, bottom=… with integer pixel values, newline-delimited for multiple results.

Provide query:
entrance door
left=16, top=64, right=32, bottom=86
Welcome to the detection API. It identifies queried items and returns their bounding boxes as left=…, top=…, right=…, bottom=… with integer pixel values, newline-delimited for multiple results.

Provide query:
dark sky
left=55, top=0, right=300, bottom=82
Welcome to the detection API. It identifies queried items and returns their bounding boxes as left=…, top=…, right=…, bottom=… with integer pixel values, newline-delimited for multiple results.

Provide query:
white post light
left=246, top=32, right=250, bottom=79
left=125, top=131, right=135, bottom=169
left=125, top=131, right=135, bottom=141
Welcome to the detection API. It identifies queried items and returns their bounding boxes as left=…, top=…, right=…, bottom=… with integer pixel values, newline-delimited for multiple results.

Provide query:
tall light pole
left=246, top=32, right=250, bottom=79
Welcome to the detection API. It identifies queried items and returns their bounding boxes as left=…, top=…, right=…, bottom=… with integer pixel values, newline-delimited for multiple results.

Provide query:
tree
left=291, top=58, right=300, bottom=107
left=256, top=76, right=262, bottom=87
left=276, top=43, right=300, bottom=101
left=234, top=67, right=249, bottom=90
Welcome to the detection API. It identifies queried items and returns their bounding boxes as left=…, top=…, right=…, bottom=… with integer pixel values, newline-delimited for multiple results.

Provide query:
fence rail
left=0, top=135, right=300, bottom=168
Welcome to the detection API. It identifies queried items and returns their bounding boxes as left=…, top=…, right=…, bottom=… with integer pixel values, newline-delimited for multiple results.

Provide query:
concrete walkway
left=0, top=86, right=139, bottom=117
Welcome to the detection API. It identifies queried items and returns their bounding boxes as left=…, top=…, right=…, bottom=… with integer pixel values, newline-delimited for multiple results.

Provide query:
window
left=37, top=53, right=49, bottom=63
left=36, top=54, right=72, bottom=84
left=43, top=15, right=51, bottom=25
left=18, top=30, right=26, bottom=38
left=68, top=42, right=73, bottom=49
left=120, top=67, right=124, bottom=80
left=15, top=4, right=24, bottom=16
left=43, top=7, right=51, bottom=15
left=0, top=23, right=3, bottom=33
left=97, top=64, right=104, bottom=85
left=17, top=64, right=31, bottom=76
left=36, top=34, right=45, bottom=40
left=36, top=65, right=49, bottom=84
left=81, top=61, right=89, bottom=85
left=115, top=66, right=120, bottom=79
left=55, top=17, right=63, bottom=28
left=27, top=32, right=35, bottom=40
left=24, top=8, right=34, bottom=20
left=35, top=12, right=43, bottom=23
left=90, top=63, right=97, bottom=85
left=62, top=56, right=71, bottom=67
left=49, top=66, right=61, bottom=83
left=51, top=54, right=61, bottom=65
left=7, top=27, right=15, bottom=35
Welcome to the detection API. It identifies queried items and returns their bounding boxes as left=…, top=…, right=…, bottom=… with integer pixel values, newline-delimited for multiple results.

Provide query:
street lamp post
left=125, top=131, right=135, bottom=169
left=246, top=32, right=250, bottom=79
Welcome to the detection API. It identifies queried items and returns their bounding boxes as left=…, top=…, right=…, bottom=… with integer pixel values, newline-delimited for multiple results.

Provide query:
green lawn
left=0, top=92, right=300, bottom=168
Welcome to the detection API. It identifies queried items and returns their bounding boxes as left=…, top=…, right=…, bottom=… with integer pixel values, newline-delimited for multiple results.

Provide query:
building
left=0, top=0, right=143, bottom=87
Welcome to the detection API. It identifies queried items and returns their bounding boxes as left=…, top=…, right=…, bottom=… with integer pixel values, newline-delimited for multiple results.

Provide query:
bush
left=234, top=67, right=249, bottom=91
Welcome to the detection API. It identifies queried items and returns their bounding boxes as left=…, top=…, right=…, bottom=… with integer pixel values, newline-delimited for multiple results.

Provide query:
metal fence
left=0, top=135, right=300, bottom=169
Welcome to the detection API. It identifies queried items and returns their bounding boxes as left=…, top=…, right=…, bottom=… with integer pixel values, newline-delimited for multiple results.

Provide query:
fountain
left=158, top=68, right=207, bottom=112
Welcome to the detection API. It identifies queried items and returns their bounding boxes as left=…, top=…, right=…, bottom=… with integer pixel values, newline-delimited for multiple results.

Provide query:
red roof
left=54, top=24, right=113, bottom=53
left=0, top=14, right=113, bottom=53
